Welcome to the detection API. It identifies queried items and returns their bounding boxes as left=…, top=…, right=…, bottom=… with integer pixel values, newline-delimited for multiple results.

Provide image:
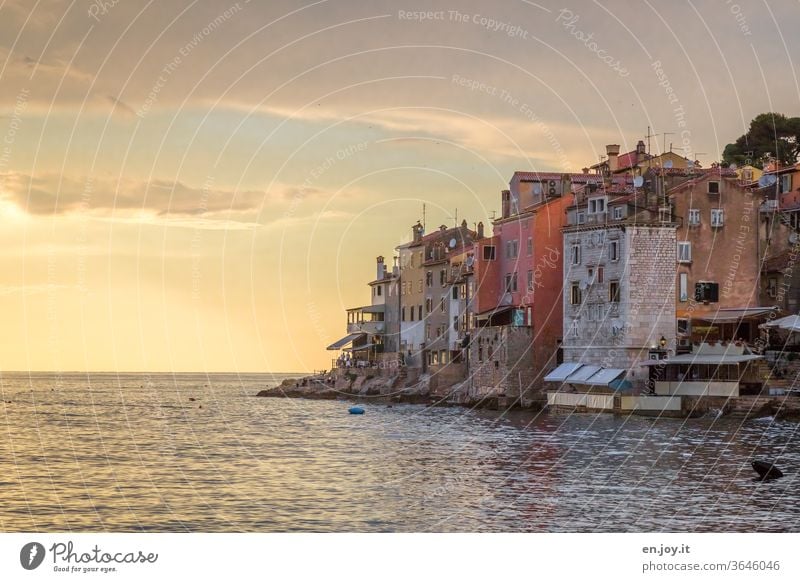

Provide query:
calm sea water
left=1, top=372, right=798, bottom=532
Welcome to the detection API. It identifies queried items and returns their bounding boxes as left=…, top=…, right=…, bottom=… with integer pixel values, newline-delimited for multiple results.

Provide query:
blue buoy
left=349, top=405, right=365, bottom=415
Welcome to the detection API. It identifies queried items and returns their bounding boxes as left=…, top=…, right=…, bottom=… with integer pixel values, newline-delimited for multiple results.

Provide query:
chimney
left=477, top=221, right=484, bottom=239
left=412, top=222, right=424, bottom=243
left=636, top=140, right=646, bottom=162
left=606, top=144, right=620, bottom=173
left=392, top=256, right=399, bottom=276
left=439, top=224, right=447, bottom=232
left=582, top=167, right=589, bottom=174
left=501, top=190, right=511, bottom=218
left=376, top=256, right=385, bottom=280
left=461, top=219, right=467, bottom=229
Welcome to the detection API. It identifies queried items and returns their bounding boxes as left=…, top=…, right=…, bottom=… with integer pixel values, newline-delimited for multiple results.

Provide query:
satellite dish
left=758, top=174, right=778, bottom=188
left=633, top=176, right=644, bottom=188
left=449, top=238, right=457, bottom=248
left=729, top=163, right=738, bottom=170
left=664, top=160, right=673, bottom=169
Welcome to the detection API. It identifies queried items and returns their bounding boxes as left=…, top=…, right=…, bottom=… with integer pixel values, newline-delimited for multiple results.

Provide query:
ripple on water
left=1, top=372, right=800, bottom=531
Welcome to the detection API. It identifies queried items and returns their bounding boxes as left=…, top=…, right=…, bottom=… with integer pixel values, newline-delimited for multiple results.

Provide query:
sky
left=0, top=0, right=798, bottom=373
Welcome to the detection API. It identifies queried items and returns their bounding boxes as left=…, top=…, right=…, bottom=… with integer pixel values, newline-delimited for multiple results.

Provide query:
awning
left=761, top=314, right=800, bottom=333
left=343, top=342, right=377, bottom=351
left=564, top=365, right=602, bottom=384
left=476, top=305, right=515, bottom=321
left=640, top=342, right=762, bottom=366
left=583, top=368, right=626, bottom=386
left=544, top=362, right=584, bottom=382
left=694, top=307, right=777, bottom=323
left=326, top=332, right=365, bottom=350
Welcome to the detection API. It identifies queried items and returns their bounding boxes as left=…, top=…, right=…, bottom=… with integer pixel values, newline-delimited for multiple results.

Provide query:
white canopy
left=761, top=314, right=800, bottom=333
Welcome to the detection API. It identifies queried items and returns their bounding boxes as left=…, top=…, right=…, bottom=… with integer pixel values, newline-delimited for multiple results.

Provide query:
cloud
left=106, top=95, right=136, bottom=118
left=0, top=172, right=266, bottom=217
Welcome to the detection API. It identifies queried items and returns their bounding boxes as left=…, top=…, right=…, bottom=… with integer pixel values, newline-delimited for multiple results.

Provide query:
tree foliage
left=722, top=112, right=800, bottom=168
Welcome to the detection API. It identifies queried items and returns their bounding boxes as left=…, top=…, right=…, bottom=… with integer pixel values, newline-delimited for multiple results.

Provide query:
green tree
left=722, top=112, right=800, bottom=168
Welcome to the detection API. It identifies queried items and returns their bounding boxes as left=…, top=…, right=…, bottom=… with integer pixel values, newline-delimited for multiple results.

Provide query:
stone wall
left=561, top=225, right=677, bottom=390
left=468, top=325, right=537, bottom=403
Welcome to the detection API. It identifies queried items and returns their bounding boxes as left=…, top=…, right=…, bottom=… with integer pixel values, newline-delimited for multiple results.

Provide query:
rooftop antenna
left=454, top=207, right=458, bottom=227
left=645, top=126, right=660, bottom=156
left=662, top=132, right=674, bottom=156
left=422, top=203, right=426, bottom=231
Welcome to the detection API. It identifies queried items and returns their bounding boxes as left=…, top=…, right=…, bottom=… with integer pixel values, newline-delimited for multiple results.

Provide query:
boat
left=752, top=460, right=783, bottom=480
left=348, top=405, right=365, bottom=415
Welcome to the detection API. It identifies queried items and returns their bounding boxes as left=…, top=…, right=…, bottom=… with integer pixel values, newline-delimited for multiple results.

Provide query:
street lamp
left=659, top=336, right=667, bottom=349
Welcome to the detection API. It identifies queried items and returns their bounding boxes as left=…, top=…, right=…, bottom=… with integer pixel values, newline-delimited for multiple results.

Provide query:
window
left=708, top=181, right=720, bottom=194
left=677, top=318, right=689, bottom=335
left=527, top=269, right=534, bottom=291
left=401, top=307, right=406, bottom=321
left=440, top=269, right=446, bottom=286
left=425, top=298, right=432, bottom=313
left=711, top=209, right=724, bottom=227
left=425, top=323, right=431, bottom=340
left=577, top=212, right=586, bottom=225
left=597, top=266, right=604, bottom=284
left=588, top=197, right=607, bottom=214
left=426, top=271, right=433, bottom=287
left=679, top=272, right=688, bottom=302
left=506, top=239, right=519, bottom=259
left=417, top=305, right=423, bottom=320
left=688, top=208, right=700, bottom=225
left=460, top=284, right=466, bottom=300
left=742, top=168, right=753, bottom=181
left=768, top=277, right=778, bottom=298
left=677, top=241, right=692, bottom=263
left=376, top=286, right=382, bottom=296
left=791, top=212, right=800, bottom=231
left=418, top=280, right=423, bottom=293
left=695, top=281, right=719, bottom=303
left=505, top=272, right=518, bottom=293
left=609, top=240, right=619, bottom=262
left=571, top=243, right=581, bottom=265
left=609, top=280, right=620, bottom=303
left=453, top=316, right=459, bottom=332
left=781, top=174, right=792, bottom=194
left=452, top=286, right=458, bottom=300
left=409, top=306, right=414, bottom=321
left=570, top=283, right=582, bottom=305
left=440, top=297, right=446, bottom=312
left=613, top=206, right=623, bottom=220
left=482, top=245, right=496, bottom=261
left=527, top=237, right=533, bottom=256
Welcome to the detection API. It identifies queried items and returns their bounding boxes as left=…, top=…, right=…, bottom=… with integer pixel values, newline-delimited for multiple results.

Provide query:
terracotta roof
left=512, top=171, right=605, bottom=183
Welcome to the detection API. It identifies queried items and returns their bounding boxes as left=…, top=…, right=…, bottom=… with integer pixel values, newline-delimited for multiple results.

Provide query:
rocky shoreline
left=257, top=372, right=800, bottom=420
left=255, top=372, right=518, bottom=409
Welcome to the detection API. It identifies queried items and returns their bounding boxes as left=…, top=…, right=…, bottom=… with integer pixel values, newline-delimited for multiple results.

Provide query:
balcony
left=346, top=304, right=385, bottom=335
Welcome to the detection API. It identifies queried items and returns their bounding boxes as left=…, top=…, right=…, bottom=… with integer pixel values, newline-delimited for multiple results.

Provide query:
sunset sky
left=0, top=0, right=798, bottom=372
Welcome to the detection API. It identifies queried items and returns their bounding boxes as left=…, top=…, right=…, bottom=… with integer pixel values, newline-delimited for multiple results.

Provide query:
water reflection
left=0, top=373, right=798, bottom=532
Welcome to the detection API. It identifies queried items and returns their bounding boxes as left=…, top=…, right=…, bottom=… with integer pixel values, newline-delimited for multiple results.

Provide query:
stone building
left=396, top=221, right=477, bottom=369
left=554, top=180, right=678, bottom=393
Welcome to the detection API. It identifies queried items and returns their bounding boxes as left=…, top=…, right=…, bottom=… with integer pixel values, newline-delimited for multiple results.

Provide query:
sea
left=1, top=371, right=798, bottom=532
